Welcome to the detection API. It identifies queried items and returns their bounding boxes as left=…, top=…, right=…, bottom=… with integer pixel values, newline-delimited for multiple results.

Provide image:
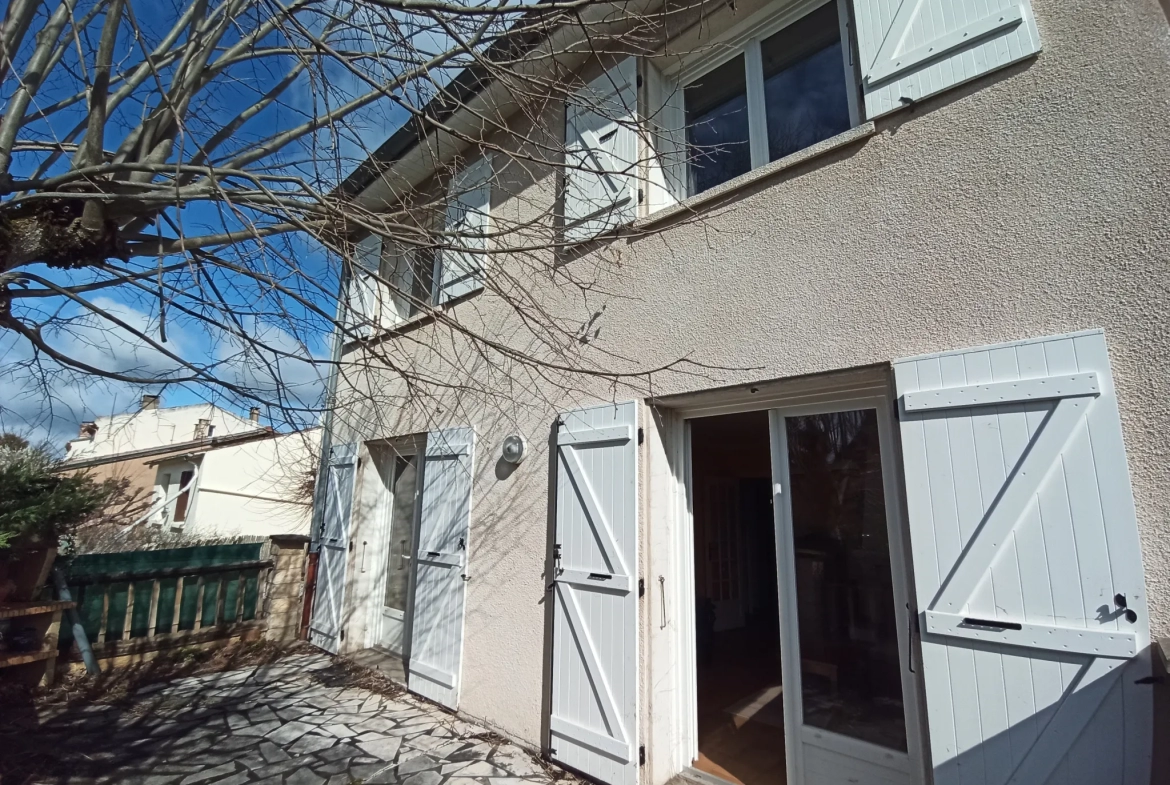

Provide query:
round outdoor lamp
left=502, top=434, right=527, bottom=464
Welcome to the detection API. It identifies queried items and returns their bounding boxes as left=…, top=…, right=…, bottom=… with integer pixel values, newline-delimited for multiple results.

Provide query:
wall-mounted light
left=502, top=434, right=527, bottom=464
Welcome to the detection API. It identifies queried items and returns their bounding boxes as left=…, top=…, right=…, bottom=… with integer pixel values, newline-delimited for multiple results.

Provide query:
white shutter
left=548, top=402, right=638, bottom=785
left=643, top=60, right=687, bottom=214
left=853, top=0, right=1041, bottom=118
left=894, top=329, right=1151, bottom=785
left=436, top=158, right=491, bottom=304
left=564, top=58, right=638, bottom=242
left=380, top=237, right=416, bottom=326
left=309, top=442, right=358, bottom=654
left=341, top=234, right=382, bottom=339
left=408, top=426, right=475, bottom=709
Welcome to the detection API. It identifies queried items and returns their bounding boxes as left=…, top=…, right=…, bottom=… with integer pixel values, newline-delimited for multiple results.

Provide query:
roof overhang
left=337, top=0, right=668, bottom=211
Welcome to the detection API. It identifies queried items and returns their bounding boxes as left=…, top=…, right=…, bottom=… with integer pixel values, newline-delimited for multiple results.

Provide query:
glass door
left=770, top=406, right=919, bottom=785
left=378, top=451, right=421, bottom=654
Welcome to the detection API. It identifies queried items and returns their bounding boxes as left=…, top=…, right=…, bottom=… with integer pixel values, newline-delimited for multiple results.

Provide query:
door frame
left=364, top=434, right=426, bottom=659
left=643, top=368, right=931, bottom=785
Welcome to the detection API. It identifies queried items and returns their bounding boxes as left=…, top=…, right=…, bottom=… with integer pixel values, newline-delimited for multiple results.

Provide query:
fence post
left=263, top=535, right=310, bottom=643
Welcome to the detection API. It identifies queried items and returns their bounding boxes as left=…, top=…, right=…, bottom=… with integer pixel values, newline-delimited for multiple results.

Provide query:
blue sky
left=0, top=0, right=447, bottom=449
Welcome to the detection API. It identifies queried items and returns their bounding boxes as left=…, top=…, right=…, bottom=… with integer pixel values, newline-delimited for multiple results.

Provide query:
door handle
left=587, top=572, right=612, bottom=581
left=659, top=576, right=667, bottom=630
left=428, top=551, right=442, bottom=558
left=961, top=617, right=1022, bottom=631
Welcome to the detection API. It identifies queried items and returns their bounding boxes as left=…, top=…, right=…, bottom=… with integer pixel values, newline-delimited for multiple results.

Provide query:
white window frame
left=379, top=237, right=435, bottom=328
left=653, top=0, right=861, bottom=200
left=434, top=155, right=492, bottom=304
left=154, top=459, right=200, bottom=528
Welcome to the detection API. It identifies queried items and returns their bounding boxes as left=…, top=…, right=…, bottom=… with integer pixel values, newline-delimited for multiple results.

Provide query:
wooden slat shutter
left=548, top=402, right=638, bottom=785
left=341, top=234, right=382, bottom=339
left=894, top=330, right=1151, bottom=785
left=436, top=158, right=491, bottom=304
left=408, top=426, right=475, bottom=709
left=563, top=58, right=638, bottom=242
left=852, top=0, right=1041, bottom=118
left=309, top=442, right=358, bottom=654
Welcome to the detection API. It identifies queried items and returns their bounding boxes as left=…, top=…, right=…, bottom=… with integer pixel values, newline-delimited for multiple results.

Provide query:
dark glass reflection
left=761, top=1, right=851, bottom=162
left=785, top=410, right=907, bottom=752
left=384, top=454, right=418, bottom=610
left=685, top=54, right=751, bottom=196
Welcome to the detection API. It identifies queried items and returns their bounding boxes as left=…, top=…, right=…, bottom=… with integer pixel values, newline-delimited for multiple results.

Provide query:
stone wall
left=262, top=534, right=310, bottom=643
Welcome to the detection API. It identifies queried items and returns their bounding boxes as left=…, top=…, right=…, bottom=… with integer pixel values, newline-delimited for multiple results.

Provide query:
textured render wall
left=335, top=0, right=1170, bottom=749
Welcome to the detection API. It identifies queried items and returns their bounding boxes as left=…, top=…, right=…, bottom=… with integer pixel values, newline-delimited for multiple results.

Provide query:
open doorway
left=690, top=411, right=786, bottom=785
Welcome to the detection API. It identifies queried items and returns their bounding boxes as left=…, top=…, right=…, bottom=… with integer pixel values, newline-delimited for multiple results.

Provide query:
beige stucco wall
left=332, top=0, right=1170, bottom=752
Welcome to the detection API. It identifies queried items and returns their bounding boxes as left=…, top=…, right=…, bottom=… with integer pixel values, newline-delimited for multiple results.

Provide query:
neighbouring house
left=65, top=396, right=320, bottom=539
left=310, top=2, right=1170, bottom=785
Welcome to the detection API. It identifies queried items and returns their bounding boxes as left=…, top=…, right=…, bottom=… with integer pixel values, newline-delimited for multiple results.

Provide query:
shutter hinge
left=639, top=745, right=646, bottom=766
left=636, top=73, right=643, bottom=89
left=637, top=188, right=644, bottom=204
left=638, top=427, right=644, bottom=445
left=638, top=578, right=645, bottom=597
left=340, top=630, right=346, bottom=642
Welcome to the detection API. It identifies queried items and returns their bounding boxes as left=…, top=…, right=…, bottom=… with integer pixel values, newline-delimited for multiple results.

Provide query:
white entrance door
left=408, top=427, right=475, bottom=710
left=375, top=447, right=421, bottom=655
left=309, top=442, right=358, bottom=654
left=770, top=404, right=920, bottom=785
left=894, top=329, right=1151, bottom=785
left=549, top=402, right=639, bottom=785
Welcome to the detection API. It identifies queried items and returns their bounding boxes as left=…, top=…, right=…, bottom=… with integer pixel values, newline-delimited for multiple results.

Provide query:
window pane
left=785, top=410, right=907, bottom=752
left=761, top=1, right=851, bottom=162
left=412, top=248, right=435, bottom=310
left=685, top=54, right=750, bottom=196
left=173, top=470, right=194, bottom=522
left=384, top=454, right=419, bottom=611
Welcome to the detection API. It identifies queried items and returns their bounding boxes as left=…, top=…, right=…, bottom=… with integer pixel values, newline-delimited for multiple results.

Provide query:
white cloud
left=0, top=298, right=329, bottom=451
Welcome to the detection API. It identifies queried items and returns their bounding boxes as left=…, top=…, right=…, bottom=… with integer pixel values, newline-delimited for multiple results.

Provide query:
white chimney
left=194, top=418, right=210, bottom=440
left=140, top=394, right=160, bottom=410
left=249, top=407, right=261, bottom=424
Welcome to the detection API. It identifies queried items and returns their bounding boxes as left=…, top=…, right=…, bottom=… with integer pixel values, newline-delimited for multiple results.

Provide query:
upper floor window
left=342, top=156, right=490, bottom=339
left=683, top=0, right=855, bottom=197
left=643, top=0, right=1041, bottom=212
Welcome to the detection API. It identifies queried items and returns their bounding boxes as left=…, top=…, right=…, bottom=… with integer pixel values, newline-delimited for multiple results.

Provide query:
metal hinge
left=638, top=427, right=644, bottom=445
left=636, top=73, right=643, bottom=89
left=638, top=578, right=645, bottom=598
left=637, top=188, right=644, bottom=204
left=639, top=745, right=646, bottom=766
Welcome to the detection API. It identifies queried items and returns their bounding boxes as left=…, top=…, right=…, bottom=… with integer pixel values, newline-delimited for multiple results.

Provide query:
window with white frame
left=341, top=157, right=490, bottom=339
left=154, top=462, right=197, bottom=528
left=435, top=156, right=491, bottom=303
left=643, top=0, right=1042, bottom=211
left=682, top=0, right=856, bottom=197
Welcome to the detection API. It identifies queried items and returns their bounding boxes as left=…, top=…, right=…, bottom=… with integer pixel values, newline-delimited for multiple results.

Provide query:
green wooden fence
left=58, top=542, right=270, bottom=652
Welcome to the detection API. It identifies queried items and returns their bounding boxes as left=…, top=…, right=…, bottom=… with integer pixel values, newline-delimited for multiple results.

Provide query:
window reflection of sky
left=764, top=43, right=850, bottom=162
left=687, top=92, right=752, bottom=196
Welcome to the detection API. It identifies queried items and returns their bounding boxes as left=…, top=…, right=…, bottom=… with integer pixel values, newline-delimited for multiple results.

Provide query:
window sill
left=634, top=121, right=877, bottom=231
left=342, top=288, right=483, bottom=349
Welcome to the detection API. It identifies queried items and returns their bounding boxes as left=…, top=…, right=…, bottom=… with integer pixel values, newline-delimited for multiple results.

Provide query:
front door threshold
left=675, top=765, right=739, bottom=785
left=347, top=647, right=407, bottom=686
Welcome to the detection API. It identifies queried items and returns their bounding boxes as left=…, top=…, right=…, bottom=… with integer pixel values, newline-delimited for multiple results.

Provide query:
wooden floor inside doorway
left=694, top=629, right=787, bottom=785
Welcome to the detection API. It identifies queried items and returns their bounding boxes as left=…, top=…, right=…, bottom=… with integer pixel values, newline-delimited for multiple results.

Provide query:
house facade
left=312, top=2, right=1170, bottom=785
left=66, top=397, right=319, bottom=539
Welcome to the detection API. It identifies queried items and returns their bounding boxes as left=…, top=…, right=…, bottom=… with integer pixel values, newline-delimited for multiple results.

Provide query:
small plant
left=0, top=441, right=113, bottom=550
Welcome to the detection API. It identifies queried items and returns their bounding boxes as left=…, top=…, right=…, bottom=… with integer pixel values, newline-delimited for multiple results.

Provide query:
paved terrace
left=0, top=653, right=569, bottom=785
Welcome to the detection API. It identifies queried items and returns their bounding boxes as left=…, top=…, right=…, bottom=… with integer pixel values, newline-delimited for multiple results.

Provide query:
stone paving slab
left=0, top=653, right=574, bottom=785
